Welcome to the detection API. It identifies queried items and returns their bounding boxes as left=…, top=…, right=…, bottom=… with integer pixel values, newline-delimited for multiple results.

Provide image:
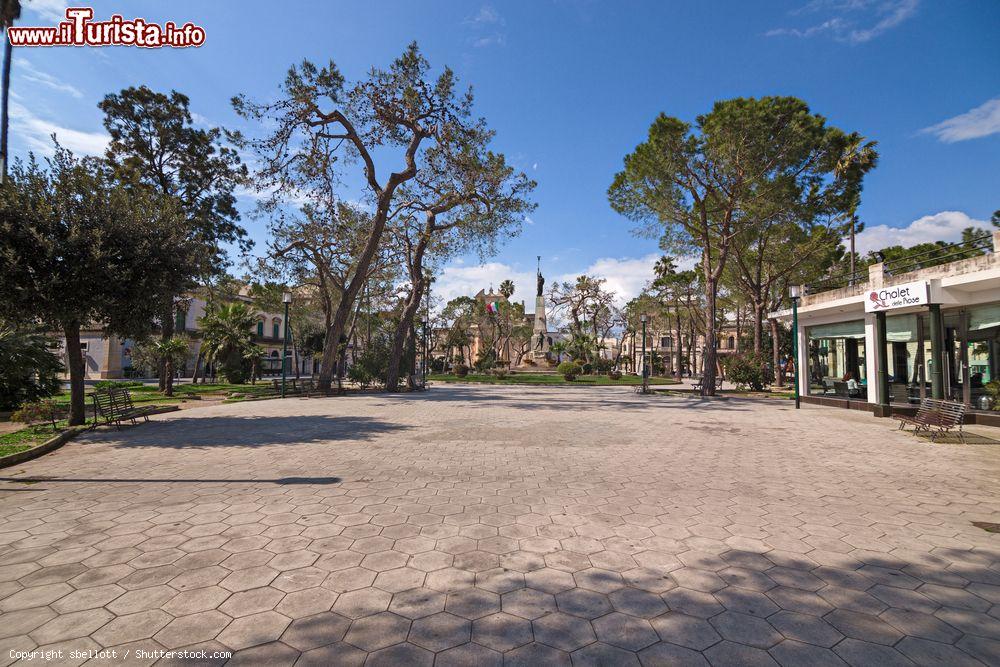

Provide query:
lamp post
left=281, top=291, right=291, bottom=398
left=640, top=313, right=648, bottom=394
left=789, top=285, right=801, bottom=410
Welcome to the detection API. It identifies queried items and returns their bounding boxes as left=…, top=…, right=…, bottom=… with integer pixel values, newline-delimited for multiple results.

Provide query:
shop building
left=772, top=230, right=1000, bottom=418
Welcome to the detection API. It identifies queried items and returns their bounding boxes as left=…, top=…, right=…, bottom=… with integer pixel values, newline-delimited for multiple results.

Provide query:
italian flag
left=487, top=301, right=499, bottom=315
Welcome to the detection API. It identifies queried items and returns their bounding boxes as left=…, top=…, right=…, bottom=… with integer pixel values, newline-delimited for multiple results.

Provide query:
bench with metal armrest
left=91, top=386, right=158, bottom=429
left=895, top=398, right=966, bottom=442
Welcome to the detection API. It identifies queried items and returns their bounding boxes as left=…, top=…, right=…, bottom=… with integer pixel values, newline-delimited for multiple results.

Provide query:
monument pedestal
left=532, top=294, right=549, bottom=361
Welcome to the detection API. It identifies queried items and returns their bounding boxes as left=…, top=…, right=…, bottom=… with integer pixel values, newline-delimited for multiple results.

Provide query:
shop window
left=806, top=320, right=867, bottom=399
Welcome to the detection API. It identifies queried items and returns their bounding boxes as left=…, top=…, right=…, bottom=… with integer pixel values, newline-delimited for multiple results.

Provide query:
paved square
left=1, top=385, right=999, bottom=666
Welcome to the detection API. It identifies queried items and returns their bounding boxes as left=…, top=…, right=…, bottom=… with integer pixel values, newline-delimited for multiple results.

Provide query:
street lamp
left=281, top=291, right=292, bottom=398
left=640, top=313, right=649, bottom=394
left=789, top=285, right=801, bottom=410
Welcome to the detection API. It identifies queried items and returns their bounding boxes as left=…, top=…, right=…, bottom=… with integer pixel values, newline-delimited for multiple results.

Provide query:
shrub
left=595, top=358, right=614, bottom=373
left=557, top=361, right=582, bottom=381
left=581, top=362, right=593, bottom=375
left=11, top=399, right=59, bottom=430
left=986, top=380, right=1000, bottom=410
left=491, top=368, right=508, bottom=380
left=454, top=364, right=469, bottom=377
left=723, top=352, right=772, bottom=391
left=0, top=326, right=63, bottom=411
left=473, top=349, right=496, bottom=372
left=93, top=380, right=145, bottom=390
left=607, top=370, right=622, bottom=381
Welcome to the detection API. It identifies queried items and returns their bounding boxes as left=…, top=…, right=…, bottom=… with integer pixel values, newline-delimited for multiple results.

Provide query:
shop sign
left=864, top=280, right=929, bottom=312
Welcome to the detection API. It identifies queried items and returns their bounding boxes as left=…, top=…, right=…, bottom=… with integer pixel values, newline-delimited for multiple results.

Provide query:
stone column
left=100, top=336, right=124, bottom=379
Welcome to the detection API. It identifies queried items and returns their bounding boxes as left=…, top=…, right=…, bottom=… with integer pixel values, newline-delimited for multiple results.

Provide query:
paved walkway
left=1, top=386, right=999, bottom=667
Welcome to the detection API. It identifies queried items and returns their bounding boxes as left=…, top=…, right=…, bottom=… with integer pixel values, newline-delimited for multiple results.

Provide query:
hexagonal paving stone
left=435, top=642, right=502, bottom=667
left=768, top=610, right=844, bottom=648
left=389, top=587, right=447, bottom=619
left=575, top=568, right=626, bottom=594
left=592, top=612, right=659, bottom=651
left=92, top=610, right=172, bottom=646
left=472, top=612, right=533, bottom=652
left=331, top=587, right=392, bottom=619
left=503, top=641, right=572, bottom=667
left=373, top=567, right=425, bottom=593
left=532, top=611, right=597, bottom=651
left=215, top=610, right=291, bottom=650
left=29, top=608, right=114, bottom=644
left=476, top=567, right=525, bottom=594
left=323, top=566, right=377, bottom=592
left=218, top=586, right=284, bottom=617
left=525, top=568, right=577, bottom=594
left=409, top=611, right=471, bottom=652
left=503, top=587, right=557, bottom=620
left=51, top=584, right=125, bottom=613
left=219, top=566, right=278, bottom=593
left=153, top=610, right=232, bottom=648
left=363, top=642, right=434, bottom=667
left=446, top=587, right=500, bottom=619
left=710, top=611, right=783, bottom=649
left=343, top=611, right=411, bottom=651
left=608, top=587, right=668, bottom=618
left=649, top=611, right=722, bottom=650
left=280, top=611, right=351, bottom=650
left=275, top=586, right=337, bottom=618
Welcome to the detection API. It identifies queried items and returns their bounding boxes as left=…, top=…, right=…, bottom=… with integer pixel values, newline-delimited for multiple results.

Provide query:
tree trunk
left=64, top=322, right=86, bottom=426
left=674, top=307, right=683, bottom=382
left=158, top=301, right=174, bottom=391
left=702, top=275, right=719, bottom=397
left=317, top=192, right=398, bottom=393
left=752, top=302, right=764, bottom=354
left=0, top=39, right=12, bottom=183
left=770, top=318, right=783, bottom=387
left=191, top=344, right=203, bottom=384
left=164, top=358, right=174, bottom=396
left=387, top=278, right=426, bottom=391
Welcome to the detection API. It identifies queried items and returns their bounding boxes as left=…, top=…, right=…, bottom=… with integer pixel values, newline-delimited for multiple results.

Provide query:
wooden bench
left=91, top=387, right=158, bottom=429
left=691, top=375, right=724, bottom=391
left=895, top=398, right=966, bottom=442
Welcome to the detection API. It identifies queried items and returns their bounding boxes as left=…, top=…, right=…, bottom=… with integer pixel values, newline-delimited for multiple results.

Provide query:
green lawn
left=428, top=373, right=679, bottom=386
left=0, top=421, right=70, bottom=457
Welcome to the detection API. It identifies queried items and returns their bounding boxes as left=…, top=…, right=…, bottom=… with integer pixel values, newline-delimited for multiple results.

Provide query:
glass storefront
left=806, top=320, right=867, bottom=399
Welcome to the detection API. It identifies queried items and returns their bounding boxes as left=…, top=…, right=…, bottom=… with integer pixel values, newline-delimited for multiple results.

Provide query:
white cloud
left=466, top=4, right=506, bottom=47
left=435, top=253, right=700, bottom=315
left=14, top=58, right=83, bottom=98
left=22, top=0, right=68, bottom=23
left=853, top=211, right=991, bottom=256
left=11, top=101, right=108, bottom=156
left=472, top=34, right=505, bottom=48
left=435, top=262, right=535, bottom=307
left=920, top=98, right=1000, bottom=143
left=767, top=0, right=918, bottom=43
left=467, top=5, right=503, bottom=25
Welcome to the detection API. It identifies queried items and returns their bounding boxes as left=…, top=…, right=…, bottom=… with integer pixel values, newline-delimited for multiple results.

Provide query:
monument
left=532, top=256, right=549, bottom=359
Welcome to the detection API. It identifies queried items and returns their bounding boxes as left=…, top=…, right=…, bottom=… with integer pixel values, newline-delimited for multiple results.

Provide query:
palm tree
left=499, top=279, right=515, bottom=299
left=0, top=0, right=20, bottom=183
left=151, top=336, right=189, bottom=397
left=198, top=302, right=260, bottom=384
left=549, top=340, right=567, bottom=364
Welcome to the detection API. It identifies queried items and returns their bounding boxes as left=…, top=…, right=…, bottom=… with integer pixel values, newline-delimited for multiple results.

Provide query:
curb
left=0, top=404, right=181, bottom=469
left=0, top=425, right=89, bottom=469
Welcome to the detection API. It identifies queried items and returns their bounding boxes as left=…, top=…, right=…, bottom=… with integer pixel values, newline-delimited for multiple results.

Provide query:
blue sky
left=9, top=0, right=1000, bottom=307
